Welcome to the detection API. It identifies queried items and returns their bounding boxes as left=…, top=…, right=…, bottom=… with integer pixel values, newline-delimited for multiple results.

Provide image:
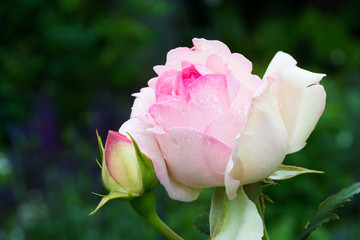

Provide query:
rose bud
left=90, top=130, right=158, bottom=215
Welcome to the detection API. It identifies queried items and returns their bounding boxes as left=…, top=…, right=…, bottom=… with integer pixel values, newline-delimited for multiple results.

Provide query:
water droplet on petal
left=172, top=138, right=180, bottom=148
left=212, top=95, right=219, bottom=102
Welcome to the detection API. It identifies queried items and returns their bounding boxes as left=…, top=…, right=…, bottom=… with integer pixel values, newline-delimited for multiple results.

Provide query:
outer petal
left=210, top=187, right=263, bottom=240
left=193, top=38, right=262, bottom=93
left=156, top=128, right=232, bottom=188
left=263, top=52, right=326, bottom=153
left=119, top=118, right=202, bottom=201
left=164, top=38, right=232, bottom=70
left=225, top=83, right=288, bottom=199
left=130, top=87, right=156, bottom=119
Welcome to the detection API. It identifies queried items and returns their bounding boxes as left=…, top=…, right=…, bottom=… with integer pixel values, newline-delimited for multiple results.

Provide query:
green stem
left=130, top=191, right=183, bottom=240
left=147, top=212, right=182, bottom=240
left=256, top=198, right=270, bottom=240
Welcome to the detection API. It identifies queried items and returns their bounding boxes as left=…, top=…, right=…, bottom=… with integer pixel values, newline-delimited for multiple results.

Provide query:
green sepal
left=268, top=164, right=324, bottom=181
left=127, top=133, right=158, bottom=193
left=261, top=193, right=275, bottom=204
left=262, top=178, right=279, bottom=188
left=95, top=158, right=102, bottom=169
left=96, top=130, right=104, bottom=160
left=89, top=190, right=139, bottom=215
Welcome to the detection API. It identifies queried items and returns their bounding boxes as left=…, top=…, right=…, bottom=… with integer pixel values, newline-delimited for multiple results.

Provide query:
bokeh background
left=1, top=0, right=360, bottom=239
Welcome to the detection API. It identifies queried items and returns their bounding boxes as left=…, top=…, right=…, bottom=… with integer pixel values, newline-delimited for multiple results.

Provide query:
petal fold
left=226, top=83, right=288, bottom=199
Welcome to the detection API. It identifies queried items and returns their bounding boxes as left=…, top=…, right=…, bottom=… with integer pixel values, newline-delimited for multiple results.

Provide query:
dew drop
left=172, top=138, right=180, bottom=148
left=212, top=95, right=219, bottom=102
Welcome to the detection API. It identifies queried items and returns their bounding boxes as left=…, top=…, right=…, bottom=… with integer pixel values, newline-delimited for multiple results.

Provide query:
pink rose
left=119, top=38, right=326, bottom=201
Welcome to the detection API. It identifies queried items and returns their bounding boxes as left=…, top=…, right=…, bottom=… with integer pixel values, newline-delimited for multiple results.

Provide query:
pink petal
left=165, top=47, right=196, bottom=70
left=188, top=74, right=230, bottom=112
left=192, top=38, right=231, bottom=56
left=149, top=74, right=230, bottom=132
left=155, top=70, right=178, bottom=102
left=130, top=87, right=156, bottom=119
left=204, top=84, right=253, bottom=148
left=229, top=53, right=252, bottom=72
left=224, top=67, right=241, bottom=103
left=148, top=77, right=158, bottom=90
left=206, top=54, right=227, bottom=74
left=156, top=127, right=232, bottom=188
left=119, top=118, right=202, bottom=201
left=194, top=39, right=261, bottom=96
left=164, top=38, right=232, bottom=71
left=153, top=65, right=167, bottom=75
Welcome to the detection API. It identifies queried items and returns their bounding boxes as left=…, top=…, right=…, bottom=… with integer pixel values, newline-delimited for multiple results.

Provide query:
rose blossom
left=118, top=38, right=326, bottom=201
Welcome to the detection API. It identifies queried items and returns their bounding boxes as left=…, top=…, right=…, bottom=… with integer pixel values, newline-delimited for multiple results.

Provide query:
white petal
left=264, top=52, right=326, bottom=153
left=210, top=187, right=263, bottom=240
left=263, top=51, right=297, bottom=78
left=226, top=84, right=288, bottom=199
left=224, top=158, right=239, bottom=200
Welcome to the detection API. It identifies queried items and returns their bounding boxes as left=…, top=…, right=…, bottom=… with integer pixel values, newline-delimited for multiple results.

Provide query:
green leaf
left=194, top=213, right=210, bottom=236
left=299, top=182, right=360, bottom=240
left=268, top=165, right=323, bottom=180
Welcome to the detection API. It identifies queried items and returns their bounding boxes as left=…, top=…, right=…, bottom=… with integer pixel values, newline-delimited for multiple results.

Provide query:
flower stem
left=130, top=191, right=183, bottom=240
left=256, top=197, right=270, bottom=240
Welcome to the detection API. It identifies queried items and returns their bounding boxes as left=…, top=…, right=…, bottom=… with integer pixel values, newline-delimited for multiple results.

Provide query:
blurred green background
left=1, top=0, right=360, bottom=239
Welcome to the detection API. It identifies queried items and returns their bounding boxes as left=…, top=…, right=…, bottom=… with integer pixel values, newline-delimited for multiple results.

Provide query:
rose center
left=181, top=65, right=202, bottom=87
